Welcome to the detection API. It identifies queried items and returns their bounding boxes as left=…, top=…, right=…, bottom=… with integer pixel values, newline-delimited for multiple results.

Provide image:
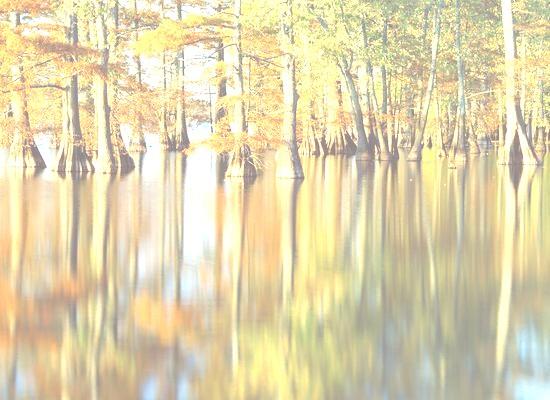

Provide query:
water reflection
left=0, top=150, right=549, bottom=399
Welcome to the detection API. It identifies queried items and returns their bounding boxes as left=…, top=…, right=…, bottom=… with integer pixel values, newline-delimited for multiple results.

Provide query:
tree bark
left=449, top=0, right=468, bottom=167
left=367, top=63, right=393, bottom=160
left=93, top=4, right=117, bottom=173
left=277, top=0, right=304, bottom=179
left=55, top=3, right=93, bottom=173
left=408, top=0, right=443, bottom=161
left=534, top=74, right=546, bottom=157
left=8, top=12, right=46, bottom=169
left=226, top=0, right=256, bottom=178
left=325, top=79, right=356, bottom=155
left=172, top=2, right=191, bottom=152
left=339, top=58, right=374, bottom=161
left=159, top=1, right=173, bottom=151
left=129, top=0, right=147, bottom=153
left=497, top=0, right=540, bottom=165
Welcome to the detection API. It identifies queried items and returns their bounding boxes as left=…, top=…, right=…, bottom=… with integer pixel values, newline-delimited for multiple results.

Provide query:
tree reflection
left=0, top=153, right=548, bottom=399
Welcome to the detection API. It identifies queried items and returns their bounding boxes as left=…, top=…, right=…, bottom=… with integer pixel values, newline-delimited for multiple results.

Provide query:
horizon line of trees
left=0, top=0, right=547, bottom=179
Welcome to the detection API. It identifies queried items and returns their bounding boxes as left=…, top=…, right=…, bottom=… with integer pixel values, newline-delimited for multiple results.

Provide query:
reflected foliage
left=0, top=150, right=549, bottom=399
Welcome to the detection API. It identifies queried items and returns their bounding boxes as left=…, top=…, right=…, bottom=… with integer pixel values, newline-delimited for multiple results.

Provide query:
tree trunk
left=214, top=1, right=228, bottom=132
left=173, top=3, right=190, bottom=152
left=158, top=1, right=173, bottom=151
left=8, top=12, right=46, bottom=169
left=277, top=0, right=304, bottom=179
left=497, top=0, right=540, bottom=165
left=93, top=5, right=117, bottom=173
left=449, top=0, right=468, bottom=168
left=55, top=4, right=93, bottom=173
left=226, top=0, right=256, bottom=178
left=109, top=0, right=134, bottom=171
left=325, top=79, right=356, bottom=154
left=361, top=19, right=393, bottom=161
left=534, top=74, right=546, bottom=157
left=129, top=0, right=147, bottom=153
left=339, top=58, right=374, bottom=161
left=367, top=63, right=393, bottom=160
left=408, top=0, right=443, bottom=161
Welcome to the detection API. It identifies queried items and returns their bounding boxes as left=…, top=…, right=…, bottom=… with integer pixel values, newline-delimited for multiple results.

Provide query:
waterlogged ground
left=0, top=140, right=549, bottom=399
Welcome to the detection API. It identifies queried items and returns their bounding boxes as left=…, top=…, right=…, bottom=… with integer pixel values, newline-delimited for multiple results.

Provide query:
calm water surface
left=0, top=143, right=549, bottom=399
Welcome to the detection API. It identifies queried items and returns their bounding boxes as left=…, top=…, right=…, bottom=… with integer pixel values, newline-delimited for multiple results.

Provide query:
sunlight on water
left=0, top=145, right=549, bottom=399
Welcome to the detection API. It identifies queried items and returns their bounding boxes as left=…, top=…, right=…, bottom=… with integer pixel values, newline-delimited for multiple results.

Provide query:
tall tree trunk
left=55, top=2, right=93, bottom=172
left=214, top=0, right=228, bottom=131
left=497, top=0, right=540, bottom=165
left=534, top=73, right=546, bottom=157
left=225, top=0, right=256, bottom=178
left=325, top=78, right=355, bottom=154
left=339, top=57, right=374, bottom=161
left=8, top=13, right=46, bottom=169
left=408, top=0, right=443, bottom=161
left=449, top=0, right=468, bottom=167
left=173, top=2, right=191, bottom=152
left=129, top=0, right=147, bottom=153
left=158, top=1, right=173, bottom=151
left=367, top=63, right=393, bottom=160
left=362, top=19, right=393, bottom=160
left=109, top=0, right=134, bottom=170
left=277, top=0, right=304, bottom=178
left=93, top=4, right=117, bottom=173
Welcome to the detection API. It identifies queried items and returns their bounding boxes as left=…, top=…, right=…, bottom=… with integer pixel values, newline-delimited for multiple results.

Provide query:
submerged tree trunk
left=55, top=5, right=93, bottom=173
left=408, top=0, right=443, bottom=161
left=277, top=0, right=304, bottom=179
left=325, top=79, right=356, bottom=155
left=361, top=19, right=393, bottom=161
left=129, top=0, right=147, bottom=153
left=449, top=0, right=468, bottom=168
left=173, top=3, right=190, bottom=152
left=226, top=0, right=256, bottom=178
left=93, top=3, right=133, bottom=173
left=367, top=63, right=394, bottom=160
left=299, top=97, right=327, bottom=156
left=8, top=13, right=46, bottom=169
left=497, top=0, right=540, bottom=165
left=534, top=74, right=546, bottom=157
left=339, top=58, right=374, bottom=161
left=158, top=1, right=173, bottom=151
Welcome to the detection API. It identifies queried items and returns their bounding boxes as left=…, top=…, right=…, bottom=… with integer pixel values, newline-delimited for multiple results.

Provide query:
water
left=0, top=144, right=549, bottom=399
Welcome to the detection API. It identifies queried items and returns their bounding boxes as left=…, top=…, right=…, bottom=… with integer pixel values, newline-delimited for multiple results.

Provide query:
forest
left=0, top=0, right=547, bottom=177
left=0, top=0, right=549, bottom=399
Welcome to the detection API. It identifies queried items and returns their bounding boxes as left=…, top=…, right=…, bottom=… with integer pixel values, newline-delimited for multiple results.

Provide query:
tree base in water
left=378, top=150, right=396, bottom=161
left=448, top=147, right=467, bottom=169
left=326, top=131, right=356, bottom=155
left=299, top=135, right=327, bottom=156
left=406, top=150, right=421, bottom=161
left=276, top=143, right=304, bottom=179
left=129, top=137, right=147, bottom=153
left=534, top=127, right=546, bottom=158
left=225, top=144, right=257, bottom=178
left=54, top=141, right=94, bottom=173
left=159, top=136, right=175, bottom=151
left=9, top=138, right=46, bottom=169
left=171, top=136, right=190, bottom=152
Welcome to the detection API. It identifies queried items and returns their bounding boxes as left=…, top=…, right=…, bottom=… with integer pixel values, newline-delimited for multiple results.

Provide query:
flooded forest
left=0, top=0, right=548, bottom=399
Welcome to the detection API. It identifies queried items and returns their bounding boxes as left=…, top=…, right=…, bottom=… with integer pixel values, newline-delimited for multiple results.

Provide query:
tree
left=497, top=0, right=540, bottom=165
left=225, top=0, right=257, bottom=178
left=93, top=0, right=134, bottom=173
left=408, top=0, right=444, bottom=161
left=6, top=12, right=46, bottom=168
left=276, top=0, right=304, bottom=179
left=173, top=1, right=191, bottom=151
left=54, top=0, right=93, bottom=173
